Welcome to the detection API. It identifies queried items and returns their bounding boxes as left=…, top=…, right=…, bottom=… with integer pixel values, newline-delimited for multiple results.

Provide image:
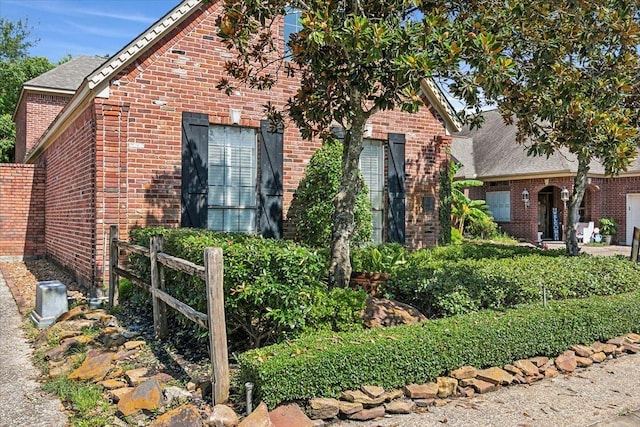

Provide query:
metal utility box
left=30, top=280, right=68, bottom=328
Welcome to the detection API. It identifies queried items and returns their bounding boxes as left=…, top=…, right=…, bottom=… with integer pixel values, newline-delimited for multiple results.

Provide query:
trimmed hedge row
left=238, top=291, right=640, bottom=408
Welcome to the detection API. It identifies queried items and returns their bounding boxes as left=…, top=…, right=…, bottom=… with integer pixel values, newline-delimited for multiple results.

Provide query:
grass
left=43, top=374, right=113, bottom=426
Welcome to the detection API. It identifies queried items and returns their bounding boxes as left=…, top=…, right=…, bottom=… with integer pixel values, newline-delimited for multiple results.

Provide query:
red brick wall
left=599, top=175, right=640, bottom=244
left=15, top=92, right=70, bottom=163
left=0, top=164, right=45, bottom=258
left=42, top=106, right=96, bottom=287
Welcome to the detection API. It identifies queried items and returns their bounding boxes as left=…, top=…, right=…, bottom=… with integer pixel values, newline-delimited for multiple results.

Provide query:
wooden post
left=205, top=247, right=229, bottom=404
left=109, top=225, right=119, bottom=307
left=150, top=235, right=168, bottom=339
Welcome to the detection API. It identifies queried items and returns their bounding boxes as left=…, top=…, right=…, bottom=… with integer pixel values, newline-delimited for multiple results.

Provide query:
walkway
left=0, top=270, right=67, bottom=427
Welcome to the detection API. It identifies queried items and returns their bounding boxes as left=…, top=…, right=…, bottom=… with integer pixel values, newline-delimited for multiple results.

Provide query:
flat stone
left=100, top=331, right=127, bottom=348
left=269, top=403, right=313, bottom=427
left=347, top=406, right=385, bottom=421
left=56, top=330, right=82, bottom=340
left=436, top=377, right=458, bottom=398
left=529, top=356, right=549, bottom=367
left=99, top=379, right=128, bottom=390
left=384, top=389, right=404, bottom=401
left=591, top=352, right=607, bottom=363
left=150, top=404, right=202, bottom=427
left=117, top=378, right=164, bottom=417
left=311, top=421, right=325, bottom=427
left=626, top=333, right=640, bottom=343
left=607, top=336, right=626, bottom=346
left=68, top=351, right=115, bottom=382
left=110, top=387, right=134, bottom=403
left=572, top=344, right=594, bottom=358
left=108, top=368, right=124, bottom=379
left=591, top=341, right=617, bottom=354
left=458, top=378, right=475, bottom=387
left=403, top=383, right=438, bottom=399
left=124, top=340, right=146, bottom=350
left=339, top=401, right=363, bottom=416
left=434, top=399, right=449, bottom=407
left=544, top=368, right=559, bottom=378
left=125, top=367, right=149, bottom=386
left=151, top=372, right=175, bottom=384
left=48, top=355, right=80, bottom=378
left=576, top=356, right=594, bottom=368
left=467, top=378, right=497, bottom=394
left=622, top=342, right=640, bottom=353
left=414, top=399, right=435, bottom=407
left=384, top=399, right=416, bottom=414
left=238, top=402, right=274, bottom=427
left=99, top=314, right=118, bottom=327
left=539, top=359, right=555, bottom=372
left=208, top=404, right=239, bottom=427
left=361, top=297, right=427, bottom=328
left=83, top=309, right=108, bottom=320
left=555, top=350, right=577, bottom=373
left=361, top=385, right=385, bottom=399
left=450, top=366, right=477, bottom=380
left=117, top=349, right=140, bottom=361
left=339, top=390, right=385, bottom=406
left=476, top=367, right=513, bottom=386
left=524, top=374, right=544, bottom=384
left=511, top=374, right=526, bottom=385
left=69, top=335, right=93, bottom=345
left=458, top=387, right=475, bottom=398
left=57, top=305, right=86, bottom=322
left=513, top=359, right=539, bottom=377
left=164, top=386, right=193, bottom=406
left=307, top=398, right=339, bottom=420
left=503, top=364, right=523, bottom=377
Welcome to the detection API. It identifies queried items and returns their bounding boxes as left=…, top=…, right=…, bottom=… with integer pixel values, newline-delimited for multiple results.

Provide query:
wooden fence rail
left=107, top=225, right=229, bottom=404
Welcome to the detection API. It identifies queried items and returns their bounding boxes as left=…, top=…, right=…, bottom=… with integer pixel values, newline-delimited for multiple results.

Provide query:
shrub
left=238, top=291, right=640, bottom=408
left=288, top=137, right=373, bottom=248
left=467, top=216, right=498, bottom=239
left=351, top=243, right=408, bottom=273
left=126, top=228, right=364, bottom=351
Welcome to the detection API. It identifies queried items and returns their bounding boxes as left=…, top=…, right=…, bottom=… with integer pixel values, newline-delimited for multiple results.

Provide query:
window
left=207, top=126, right=257, bottom=232
left=283, top=9, right=302, bottom=58
left=486, top=191, right=511, bottom=222
left=361, top=139, right=385, bottom=242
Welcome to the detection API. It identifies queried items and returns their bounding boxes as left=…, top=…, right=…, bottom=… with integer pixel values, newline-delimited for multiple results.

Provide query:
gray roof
left=24, top=55, right=108, bottom=92
left=452, top=109, right=639, bottom=179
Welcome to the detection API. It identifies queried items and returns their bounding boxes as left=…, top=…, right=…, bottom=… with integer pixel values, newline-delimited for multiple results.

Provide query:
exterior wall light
left=522, top=188, right=530, bottom=208
left=364, top=124, right=373, bottom=138
left=229, top=108, right=241, bottom=125
left=561, top=186, right=570, bottom=203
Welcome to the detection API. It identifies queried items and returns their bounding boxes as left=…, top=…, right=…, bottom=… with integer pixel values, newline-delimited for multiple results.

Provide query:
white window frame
left=283, top=8, right=302, bottom=58
left=485, top=191, right=511, bottom=222
left=360, top=139, right=385, bottom=243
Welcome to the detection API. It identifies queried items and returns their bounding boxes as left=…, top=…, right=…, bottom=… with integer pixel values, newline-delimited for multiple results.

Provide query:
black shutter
left=181, top=112, right=209, bottom=228
left=331, top=126, right=345, bottom=141
left=259, top=120, right=284, bottom=238
left=388, top=133, right=406, bottom=244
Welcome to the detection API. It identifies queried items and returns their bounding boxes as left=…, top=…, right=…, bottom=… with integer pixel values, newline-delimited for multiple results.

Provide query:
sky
left=0, top=0, right=179, bottom=63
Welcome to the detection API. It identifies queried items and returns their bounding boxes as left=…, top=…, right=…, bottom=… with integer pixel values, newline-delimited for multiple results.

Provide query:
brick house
left=452, top=109, right=640, bottom=245
left=7, top=0, right=459, bottom=290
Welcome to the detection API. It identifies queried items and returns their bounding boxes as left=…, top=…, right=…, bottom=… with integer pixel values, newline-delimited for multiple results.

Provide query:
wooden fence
left=107, top=225, right=229, bottom=403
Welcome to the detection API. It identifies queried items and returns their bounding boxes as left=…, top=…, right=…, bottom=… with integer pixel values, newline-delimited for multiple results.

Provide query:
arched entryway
left=537, top=186, right=562, bottom=240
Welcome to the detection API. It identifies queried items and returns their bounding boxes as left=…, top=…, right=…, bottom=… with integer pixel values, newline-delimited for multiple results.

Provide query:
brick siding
left=0, top=164, right=45, bottom=258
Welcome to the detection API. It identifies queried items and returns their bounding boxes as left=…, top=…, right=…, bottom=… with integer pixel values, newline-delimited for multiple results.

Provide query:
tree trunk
left=329, top=115, right=366, bottom=288
left=565, top=155, right=590, bottom=256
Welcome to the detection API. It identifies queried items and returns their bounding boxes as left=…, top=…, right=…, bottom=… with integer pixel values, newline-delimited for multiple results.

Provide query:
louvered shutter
left=181, top=112, right=209, bottom=228
left=259, top=120, right=283, bottom=238
left=388, top=133, right=406, bottom=244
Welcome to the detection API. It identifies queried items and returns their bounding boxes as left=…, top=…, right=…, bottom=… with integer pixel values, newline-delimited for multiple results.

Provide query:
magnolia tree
left=448, top=1, right=640, bottom=255
left=216, top=0, right=512, bottom=286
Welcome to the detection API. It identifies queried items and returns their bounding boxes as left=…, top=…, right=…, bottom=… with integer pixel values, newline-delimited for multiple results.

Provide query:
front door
left=626, top=194, right=640, bottom=246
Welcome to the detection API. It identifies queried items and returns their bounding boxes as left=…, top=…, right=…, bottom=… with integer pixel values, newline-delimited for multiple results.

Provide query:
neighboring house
left=452, top=109, right=640, bottom=245
left=6, top=0, right=459, bottom=290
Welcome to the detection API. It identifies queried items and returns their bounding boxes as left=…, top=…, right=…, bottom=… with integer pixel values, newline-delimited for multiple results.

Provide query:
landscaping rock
left=150, top=404, right=202, bottom=427
left=56, top=329, right=82, bottom=340
left=384, top=399, right=416, bottom=414
left=57, top=319, right=94, bottom=331
left=339, top=402, right=363, bottom=416
left=626, top=333, right=640, bottom=343
left=207, top=404, right=239, bottom=427
left=307, top=398, right=339, bottom=419
left=48, top=354, right=80, bottom=378
left=238, top=402, right=274, bottom=427
left=68, top=350, right=114, bottom=382
left=457, top=387, right=475, bottom=398
left=109, top=387, right=134, bottom=403
left=164, top=386, right=193, bottom=406
left=622, top=342, right=640, bottom=354
left=576, top=356, right=594, bottom=368
left=348, top=406, right=385, bottom=421
left=465, top=378, right=497, bottom=394
left=476, top=367, right=513, bottom=385
left=436, top=377, right=458, bottom=398
left=125, top=367, right=149, bottom=386
left=384, top=389, right=404, bottom=401
left=269, top=403, right=313, bottom=427
left=590, top=352, right=607, bottom=363
left=99, top=379, right=128, bottom=390
left=403, top=383, right=438, bottom=399
left=450, top=366, right=477, bottom=380
left=606, top=336, right=626, bottom=346
left=361, top=298, right=427, bottom=328
left=572, top=344, right=594, bottom=358
left=555, top=350, right=577, bottom=373
left=591, top=341, right=617, bottom=354
left=529, top=356, right=549, bottom=367
left=513, top=359, right=539, bottom=377
left=544, top=368, right=559, bottom=378
left=503, top=364, right=523, bottom=377
left=340, top=390, right=385, bottom=406
left=117, top=377, right=164, bottom=417
left=124, top=340, right=146, bottom=350
left=414, top=399, right=435, bottom=407
left=361, top=385, right=385, bottom=399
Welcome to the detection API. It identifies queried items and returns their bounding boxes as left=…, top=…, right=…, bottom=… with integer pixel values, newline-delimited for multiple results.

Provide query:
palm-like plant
left=450, top=164, right=493, bottom=235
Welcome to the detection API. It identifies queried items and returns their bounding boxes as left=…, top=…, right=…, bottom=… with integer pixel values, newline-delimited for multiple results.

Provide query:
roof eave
left=420, top=78, right=462, bottom=133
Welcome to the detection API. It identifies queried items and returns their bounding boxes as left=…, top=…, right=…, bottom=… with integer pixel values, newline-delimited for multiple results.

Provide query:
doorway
left=627, top=194, right=640, bottom=246
left=538, top=186, right=561, bottom=240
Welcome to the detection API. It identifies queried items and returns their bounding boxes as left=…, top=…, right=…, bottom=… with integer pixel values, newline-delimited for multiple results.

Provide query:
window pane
left=360, top=139, right=385, bottom=242
left=283, top=9, right=302, bottom=57
left=486, top=191, right=511, bottom=222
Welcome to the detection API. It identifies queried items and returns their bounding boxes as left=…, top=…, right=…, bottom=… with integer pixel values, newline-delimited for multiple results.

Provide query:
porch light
left=229, top=108, right=241, bottom=125
left=522, top=188, right=530, bottom=208
left=561, top=186, right=570, bottom=203
left=364, top=124, right=373, bottom=138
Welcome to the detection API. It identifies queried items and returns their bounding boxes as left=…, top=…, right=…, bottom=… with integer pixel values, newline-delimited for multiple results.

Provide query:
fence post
left=150, top=235, right=168, bottom=339
left=109, top=225, right=119, bottom=307
left=205, top=247, right=229, bottom=404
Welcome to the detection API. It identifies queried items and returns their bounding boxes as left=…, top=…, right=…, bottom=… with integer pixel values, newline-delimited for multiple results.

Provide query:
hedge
left=238, top=291, right=640, bottom=408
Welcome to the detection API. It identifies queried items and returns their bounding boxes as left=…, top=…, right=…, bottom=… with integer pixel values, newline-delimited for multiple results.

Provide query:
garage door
left=627, top=194, right=640, bottom=246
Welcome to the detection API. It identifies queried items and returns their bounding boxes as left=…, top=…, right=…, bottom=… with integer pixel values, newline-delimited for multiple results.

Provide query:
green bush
left=238, top=291, right=640, bottom=408
left=385, top=246, right=640, bottom=318
left=466, top=216, right=498, bottom=239
left=288, top=137, right=373, bottom=248
left=351, top=243, right=408, bottom=273
left=126, top=227, right=365, bottom=350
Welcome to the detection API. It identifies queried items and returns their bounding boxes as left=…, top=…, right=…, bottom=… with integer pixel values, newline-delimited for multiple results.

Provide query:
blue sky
left=0, top=0, right=179, bottom=63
